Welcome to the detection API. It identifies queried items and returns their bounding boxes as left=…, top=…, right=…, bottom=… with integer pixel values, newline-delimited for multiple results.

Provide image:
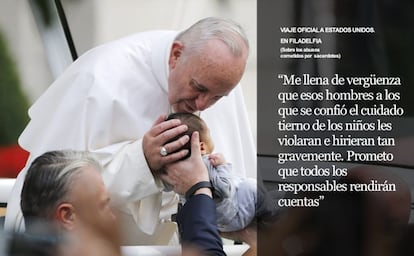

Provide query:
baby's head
left=166, top=113, right=214, bottom=156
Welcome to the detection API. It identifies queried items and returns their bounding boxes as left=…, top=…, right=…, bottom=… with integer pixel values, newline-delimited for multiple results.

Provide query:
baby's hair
left=165, top=113, right=209, bottom=158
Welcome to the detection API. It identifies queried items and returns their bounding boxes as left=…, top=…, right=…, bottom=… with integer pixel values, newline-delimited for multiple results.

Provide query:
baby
left=165, top=113, right=274, bottom=232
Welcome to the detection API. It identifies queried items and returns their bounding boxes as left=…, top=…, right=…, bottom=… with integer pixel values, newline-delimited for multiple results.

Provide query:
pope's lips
left=174, top=100, right=197, bottom=113
left=183, top=101, right=196, bottom=112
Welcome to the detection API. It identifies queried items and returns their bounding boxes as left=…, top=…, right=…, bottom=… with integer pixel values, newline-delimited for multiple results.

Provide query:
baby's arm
left=208, top=153, right=226, bottom=167
left=207, top=155, right=234, bottom=200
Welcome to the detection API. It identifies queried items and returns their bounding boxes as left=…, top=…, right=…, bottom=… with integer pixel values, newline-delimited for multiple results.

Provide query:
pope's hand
left=143, top=114, right=190, bottom=173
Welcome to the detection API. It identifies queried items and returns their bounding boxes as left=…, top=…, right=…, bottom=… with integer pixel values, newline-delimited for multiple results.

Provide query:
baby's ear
left=200, top=141, right=211, bottom=155
left=199, top=141, right=206, bottom=152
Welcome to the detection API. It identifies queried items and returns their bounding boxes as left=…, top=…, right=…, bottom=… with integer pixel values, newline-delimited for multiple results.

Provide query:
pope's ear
left=55, top=203, right=76, bottom=230
left=168, top=41, right=184, bottom=68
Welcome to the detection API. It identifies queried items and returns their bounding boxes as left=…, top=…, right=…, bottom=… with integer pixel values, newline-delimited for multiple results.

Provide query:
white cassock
left=5, top=30, right=256, bottom=245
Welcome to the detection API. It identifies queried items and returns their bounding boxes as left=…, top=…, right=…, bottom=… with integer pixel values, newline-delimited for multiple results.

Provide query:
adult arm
left=102, top=115, right=190, bottom=234
left=103, top=116, right=190, bottom=204
left=177, top=194, right=226, bottom=256
left=164, top=132, right=226, bottom=255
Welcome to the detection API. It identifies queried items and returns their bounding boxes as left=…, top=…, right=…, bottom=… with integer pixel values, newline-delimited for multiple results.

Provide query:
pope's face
left=167, top=39, right=247, bottom=113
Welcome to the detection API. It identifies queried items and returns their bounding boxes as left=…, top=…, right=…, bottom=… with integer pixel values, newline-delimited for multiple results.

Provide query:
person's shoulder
left=78, top=30, right=177, bottom=63
left=105, top=30, right=177, bottom=46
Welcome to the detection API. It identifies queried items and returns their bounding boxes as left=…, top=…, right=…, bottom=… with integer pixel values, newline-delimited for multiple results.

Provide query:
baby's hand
left=208, top=153, right=226, bottom=167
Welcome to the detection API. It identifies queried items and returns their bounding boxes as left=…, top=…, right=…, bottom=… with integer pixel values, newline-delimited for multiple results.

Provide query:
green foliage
left=0, top=30, right=29, bottom=145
